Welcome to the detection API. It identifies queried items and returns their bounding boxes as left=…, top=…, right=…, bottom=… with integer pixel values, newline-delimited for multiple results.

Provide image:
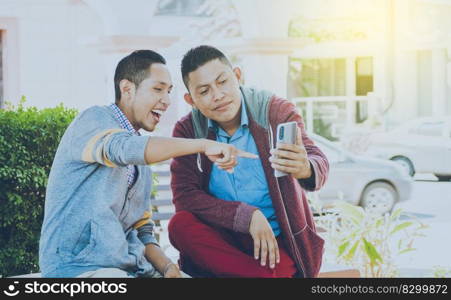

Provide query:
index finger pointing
left=236, top=149, right=259, bottom=159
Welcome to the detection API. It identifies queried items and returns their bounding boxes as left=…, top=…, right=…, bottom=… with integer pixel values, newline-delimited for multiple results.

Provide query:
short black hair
left=181, top=45, right=232, bottom=91
left=114, top=50, right=166, bottom=102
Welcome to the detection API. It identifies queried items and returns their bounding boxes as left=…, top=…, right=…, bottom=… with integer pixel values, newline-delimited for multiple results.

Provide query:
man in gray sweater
left=39, top=50, right=256, bottom=278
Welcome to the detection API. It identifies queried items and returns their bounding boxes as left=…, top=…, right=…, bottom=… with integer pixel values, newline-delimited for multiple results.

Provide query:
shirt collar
left=208, top=95, right=248, bottom=132
left=109, top=103, right=140, bottom=136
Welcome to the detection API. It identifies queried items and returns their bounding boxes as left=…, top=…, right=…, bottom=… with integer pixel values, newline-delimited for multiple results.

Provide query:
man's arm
left=144, top=244, right=181, bottom=278
left=133, top=212, right=181, bottom=278
left=143, top=136, right=256, bottom=165
left=77, top=123, right=254, bottom=170
left=72, top=106, right=256, bottom=169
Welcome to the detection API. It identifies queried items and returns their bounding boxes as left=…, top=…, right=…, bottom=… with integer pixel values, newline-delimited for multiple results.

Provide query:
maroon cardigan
left=170, top=94, right=329, bottom=277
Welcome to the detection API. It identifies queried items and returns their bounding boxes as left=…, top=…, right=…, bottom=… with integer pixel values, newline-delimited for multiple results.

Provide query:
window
left=355, top=57, right=373, bottom=96
left=0, top=19, right=19, bottom=107
left=355, top=57, right=373, bottom=123
left=288, top=55, right=374, bottom=137
left=154, top=0, right=209, bottom=17
left=289, top=56, right=374, bottom=98
left=290, top=58, right=346, bottom=97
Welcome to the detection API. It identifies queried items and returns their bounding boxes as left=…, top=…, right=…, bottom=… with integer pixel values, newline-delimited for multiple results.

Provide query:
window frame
left=0, top=18, right=19, bottom=108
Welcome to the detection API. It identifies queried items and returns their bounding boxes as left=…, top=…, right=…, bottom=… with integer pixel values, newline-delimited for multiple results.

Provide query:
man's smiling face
left=185, top=59, right=242, bottom=129
left=124, top=63, right=173, bottom=132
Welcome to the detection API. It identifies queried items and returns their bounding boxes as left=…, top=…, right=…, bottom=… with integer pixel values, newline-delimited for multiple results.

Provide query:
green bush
left=0, top=98, right=78, bottom=277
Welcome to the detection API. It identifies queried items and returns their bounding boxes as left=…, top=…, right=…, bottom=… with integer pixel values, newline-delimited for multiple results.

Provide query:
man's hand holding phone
left=270, top=122, right=312, bottom=179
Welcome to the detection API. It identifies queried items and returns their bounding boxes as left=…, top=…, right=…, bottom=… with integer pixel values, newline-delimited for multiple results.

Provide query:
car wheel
left=435, top=175, right=451, bottom=182
left=391, top=156, right=415, bottom=177
left=360, top=182, right=398, bottom=215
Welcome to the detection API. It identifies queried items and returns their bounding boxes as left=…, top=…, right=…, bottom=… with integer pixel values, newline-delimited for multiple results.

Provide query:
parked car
left=364, top=117, right=451, bottom=181
left=311, top=134, right=413, bottom=215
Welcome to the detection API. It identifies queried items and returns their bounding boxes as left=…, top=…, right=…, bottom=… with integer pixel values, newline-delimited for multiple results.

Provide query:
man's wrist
left=297, top=161, right=317, bottom=190
left=294, top=167, right=312, bottom=179
left=163, top=262, right=177, bottom=275
left=199, top=139, right=209, bottom=153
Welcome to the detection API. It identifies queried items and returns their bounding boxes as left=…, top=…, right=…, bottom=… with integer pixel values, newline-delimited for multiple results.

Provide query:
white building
left=287, top=0, right=451, bottom=138
left=1, top=0, right=450, bottom=138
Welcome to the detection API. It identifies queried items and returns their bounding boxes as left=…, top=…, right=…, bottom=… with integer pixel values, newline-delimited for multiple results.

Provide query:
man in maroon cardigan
left=168, top=45, right=329, bottom=277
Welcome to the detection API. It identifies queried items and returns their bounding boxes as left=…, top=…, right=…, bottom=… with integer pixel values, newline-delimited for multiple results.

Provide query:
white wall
left=1, top=0, right=105, bottom=110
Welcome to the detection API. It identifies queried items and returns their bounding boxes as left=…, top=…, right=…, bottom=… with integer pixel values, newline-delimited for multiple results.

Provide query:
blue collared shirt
left=109, top=103, right=140, bottom=188
left=208, top=99, right=280, bottom=236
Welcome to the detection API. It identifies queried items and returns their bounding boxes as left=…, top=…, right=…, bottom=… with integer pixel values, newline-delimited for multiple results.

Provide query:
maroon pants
left=168, top=211, right=297, bottom=278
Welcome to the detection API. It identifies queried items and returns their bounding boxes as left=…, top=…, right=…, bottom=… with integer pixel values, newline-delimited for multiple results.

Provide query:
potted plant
left=310, top=193, right=428, bottom=277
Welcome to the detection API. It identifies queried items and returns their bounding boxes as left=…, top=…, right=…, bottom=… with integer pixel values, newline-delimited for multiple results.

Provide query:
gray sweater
left=39, top=105, right=158, bottom=277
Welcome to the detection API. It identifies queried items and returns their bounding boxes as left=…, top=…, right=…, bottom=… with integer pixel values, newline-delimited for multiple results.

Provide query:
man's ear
left=119, top=79, right=135, bottom=101
left=233, top=67, right=242, bottom=83
left=184, top=93, right=196, bottom=109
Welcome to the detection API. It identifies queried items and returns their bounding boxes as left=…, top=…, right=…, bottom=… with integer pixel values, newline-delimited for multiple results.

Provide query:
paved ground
left=391, top=175, right=451, bottom=272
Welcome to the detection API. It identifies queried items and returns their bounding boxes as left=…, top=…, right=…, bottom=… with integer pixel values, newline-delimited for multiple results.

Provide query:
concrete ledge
left=12, top=264, right=360, bottom=278
left=318, top=263, right=360, bottom=278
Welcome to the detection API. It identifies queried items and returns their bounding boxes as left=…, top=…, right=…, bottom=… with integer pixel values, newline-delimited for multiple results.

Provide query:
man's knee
left=168, top=211, right=198, bottom=237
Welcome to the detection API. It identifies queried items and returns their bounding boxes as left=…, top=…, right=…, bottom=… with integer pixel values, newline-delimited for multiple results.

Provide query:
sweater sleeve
left=70, top=108, right=150, bottom=167
left=133, top=211, right=159, bottom=246
left=170, top=119, right=258, bottom=233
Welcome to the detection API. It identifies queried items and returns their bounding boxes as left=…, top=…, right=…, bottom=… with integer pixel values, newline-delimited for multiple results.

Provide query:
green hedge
left=0, top=99, right=78, bottom=277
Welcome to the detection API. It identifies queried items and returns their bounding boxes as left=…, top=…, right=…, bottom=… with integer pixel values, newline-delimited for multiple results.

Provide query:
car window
left=409, top=121, right=444, bottom=136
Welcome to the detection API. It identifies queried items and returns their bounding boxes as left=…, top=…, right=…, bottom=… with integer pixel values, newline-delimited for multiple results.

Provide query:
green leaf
left=413, top=233, right=427, bottom=238
left=344, top=240, right=360, bottom=261
left=362, top=238, right=383, bottom=264
left=398, top=248, right=417, bottom=255
left=390, top=208, right=403, bottom=222
left=375, top=219, right=384, bottom=228
left=338, top=241, right=350, bottom=257
left=335, top=201, right=365, bottom=225
left=390, top=221, right=413, bottom=235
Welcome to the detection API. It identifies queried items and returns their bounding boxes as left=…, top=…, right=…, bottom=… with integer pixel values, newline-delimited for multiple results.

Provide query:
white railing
left=291, top=96, right=373, bottom=134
